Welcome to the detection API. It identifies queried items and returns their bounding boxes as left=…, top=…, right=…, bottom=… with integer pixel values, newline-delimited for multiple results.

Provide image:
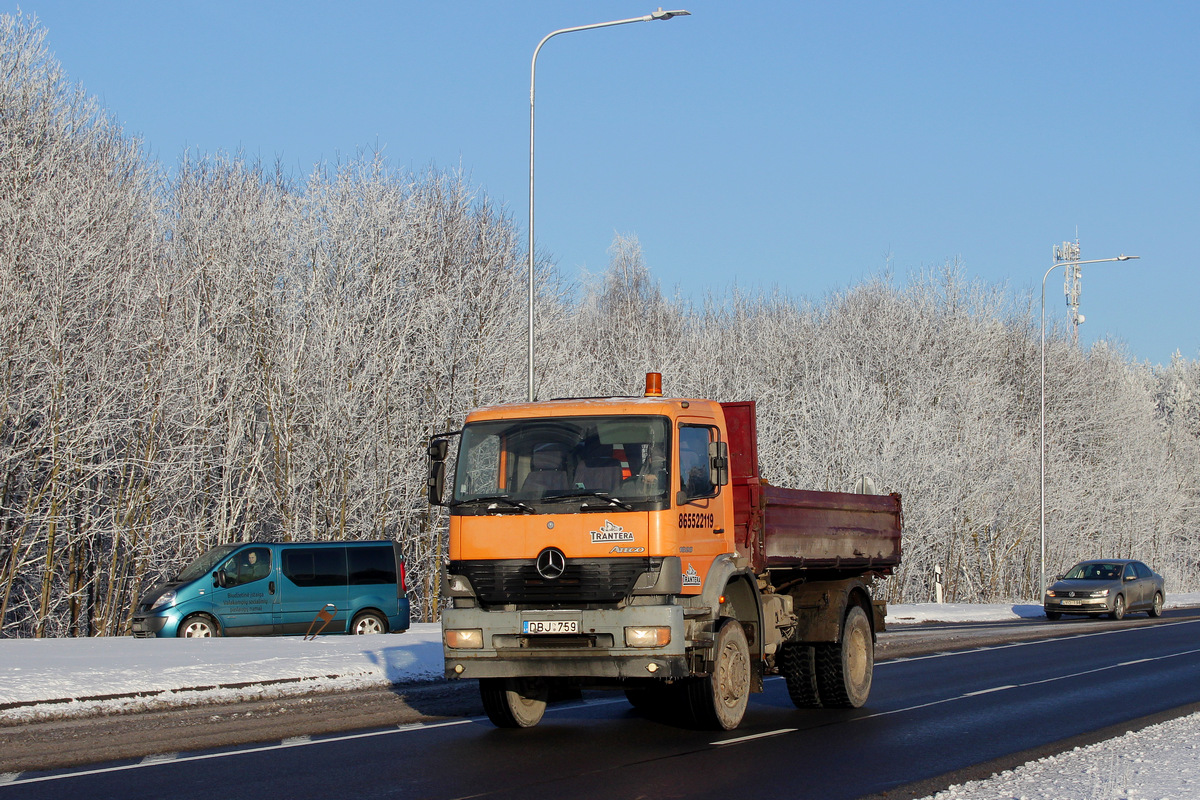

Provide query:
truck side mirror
left=427, top=438, right=450, bottom=506
left=427, top=460, right=446, bottom=506
left=709, top=441, right=729, bottom=487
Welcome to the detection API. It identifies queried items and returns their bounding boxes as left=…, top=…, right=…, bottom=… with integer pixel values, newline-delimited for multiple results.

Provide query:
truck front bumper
left=442, top=603, right=691, bottom=681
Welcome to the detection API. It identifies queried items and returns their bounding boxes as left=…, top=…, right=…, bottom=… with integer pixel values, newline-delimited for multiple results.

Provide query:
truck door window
left=679, top=425, right=716, bottom=501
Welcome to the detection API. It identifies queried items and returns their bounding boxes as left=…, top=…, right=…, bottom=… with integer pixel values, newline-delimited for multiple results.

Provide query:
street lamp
left=1039, top=254, right=1139, bottom=601
left=527, top=9, right=691, bottom=401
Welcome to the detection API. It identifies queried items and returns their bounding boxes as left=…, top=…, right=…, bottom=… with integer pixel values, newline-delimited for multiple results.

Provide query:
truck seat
left=522, top=444, right=569, bottom=493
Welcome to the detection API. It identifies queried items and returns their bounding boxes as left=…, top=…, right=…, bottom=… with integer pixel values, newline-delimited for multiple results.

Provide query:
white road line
left=712, top=728, right=797, bottom=746
left=139, top=753, right=179, bottom=764
left=962, top=685, right=1017, bottom=697
left=0, top=717, right=475, bottom=787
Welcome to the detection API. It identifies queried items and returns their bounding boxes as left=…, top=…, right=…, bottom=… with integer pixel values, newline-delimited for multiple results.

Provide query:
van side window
left=349, top=547, right=396, bottom=585
left=284, top=547, right=348, bottom=587
left=221, top=547, right=271, bottom=587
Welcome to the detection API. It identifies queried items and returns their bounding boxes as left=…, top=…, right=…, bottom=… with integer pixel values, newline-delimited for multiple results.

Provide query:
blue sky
left=12, top=1, right=1199, bottom=365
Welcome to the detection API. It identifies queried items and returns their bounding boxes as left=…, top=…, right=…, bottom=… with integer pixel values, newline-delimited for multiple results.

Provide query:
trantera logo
left=590, top=520, right=635, bottom=543
left=535, top=547, right=567, bottom=580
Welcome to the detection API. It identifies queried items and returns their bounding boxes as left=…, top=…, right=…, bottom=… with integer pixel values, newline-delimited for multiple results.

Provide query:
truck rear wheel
left=780, top=642, right=821, bottom=708
left=479, top=677, right=548, bottom=728
left=815, top=604, right=873, bottom=708
left=687, top=617, right=750, bottom=730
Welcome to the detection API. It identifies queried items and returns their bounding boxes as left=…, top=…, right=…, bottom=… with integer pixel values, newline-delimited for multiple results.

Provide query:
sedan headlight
left=149, top=590, right=176, bottom=611
left=1088, top=589, right=1110, bottom=598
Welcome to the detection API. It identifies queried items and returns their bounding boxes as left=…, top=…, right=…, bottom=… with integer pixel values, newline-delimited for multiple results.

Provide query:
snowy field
left=2, top=597, right=1199, bottom=798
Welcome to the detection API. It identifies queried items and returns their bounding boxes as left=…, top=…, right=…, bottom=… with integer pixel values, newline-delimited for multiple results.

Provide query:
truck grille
left=450, top=558, right=651, bottom=606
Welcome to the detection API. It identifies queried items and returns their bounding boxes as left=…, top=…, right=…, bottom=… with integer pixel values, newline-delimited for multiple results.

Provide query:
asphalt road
left=4, top=610, right=1200, bottom=799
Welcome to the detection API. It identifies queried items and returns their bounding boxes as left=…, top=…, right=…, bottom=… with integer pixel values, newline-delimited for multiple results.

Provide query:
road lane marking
left=712, top=728, right=797, bottom=746
left=962, top=685, right=1016, bottom=696
left=0, top=717, right=475, bottom=787
left=139, top=753, right=178, bottom=764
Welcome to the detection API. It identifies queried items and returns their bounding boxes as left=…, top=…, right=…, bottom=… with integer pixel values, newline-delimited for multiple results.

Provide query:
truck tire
left=780, top=642, right=821, bottom=708
left=814, top=604, right=873, bottom=708
left=479, top=677, right=549, bottom=728
left=687, top=617, right=751, bottom=730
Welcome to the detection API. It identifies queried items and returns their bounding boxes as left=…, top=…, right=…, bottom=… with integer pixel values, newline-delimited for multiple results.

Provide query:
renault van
left=131, top=541, right=410, bottom=638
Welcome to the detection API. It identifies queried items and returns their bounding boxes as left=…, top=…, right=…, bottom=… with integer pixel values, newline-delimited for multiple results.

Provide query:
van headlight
left=149, top=590, right=176, bottom=611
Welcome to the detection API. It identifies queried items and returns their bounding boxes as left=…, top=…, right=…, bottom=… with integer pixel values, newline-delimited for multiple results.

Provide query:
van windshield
left=177, top=545, right=239, bottom=582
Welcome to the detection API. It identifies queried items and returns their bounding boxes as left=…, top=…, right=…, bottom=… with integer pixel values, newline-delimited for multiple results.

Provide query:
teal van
left=131, top=541, right=410, bottom=638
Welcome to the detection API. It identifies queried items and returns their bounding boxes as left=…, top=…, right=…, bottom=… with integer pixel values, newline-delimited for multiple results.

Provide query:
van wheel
left=815, top=604, right=873, bottom=708
left=351, top=611, right=387, bottom=635
left=687, top=617, right=751, bottom=730
left=480, top=677, right=549, bottom=728
left=178, top=614, right=219, bottom=638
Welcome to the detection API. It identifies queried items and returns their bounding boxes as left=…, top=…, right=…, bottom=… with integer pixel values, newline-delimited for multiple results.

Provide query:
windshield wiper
left=452, top=495, right=535, bottom=514
left=546, top=490, right=634, bottom=511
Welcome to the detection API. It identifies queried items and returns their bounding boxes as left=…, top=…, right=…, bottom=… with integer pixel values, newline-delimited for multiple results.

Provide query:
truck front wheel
left=688, top=617, right=751, bottom=730
left=479, top=677, right=549, bottom=728
left=815, top=604, right=873, bottom=708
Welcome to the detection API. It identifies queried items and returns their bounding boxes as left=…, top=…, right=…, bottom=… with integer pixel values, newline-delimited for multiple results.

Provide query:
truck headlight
left=149, top=590, right=176, bottom=611
left=625, top=626, right=671, bottom=648
left=445, top=629, right=484, bottom=649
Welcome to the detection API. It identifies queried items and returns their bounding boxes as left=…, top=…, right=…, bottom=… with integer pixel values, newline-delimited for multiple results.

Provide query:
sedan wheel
left=1109, top=594, right=1126, bottom=620
left=1149, top=592, right=1164, bottom=618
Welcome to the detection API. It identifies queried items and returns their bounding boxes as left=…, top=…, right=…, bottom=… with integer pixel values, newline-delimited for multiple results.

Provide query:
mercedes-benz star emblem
left=536, top=547, right=566, bottom=580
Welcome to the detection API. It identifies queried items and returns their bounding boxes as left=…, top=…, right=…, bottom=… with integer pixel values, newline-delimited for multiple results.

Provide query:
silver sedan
left=1044, top=559, right=1165, bottom=620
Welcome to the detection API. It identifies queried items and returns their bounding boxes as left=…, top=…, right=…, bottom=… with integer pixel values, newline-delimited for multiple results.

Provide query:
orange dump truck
left=426, top=374, right=902, bottom=730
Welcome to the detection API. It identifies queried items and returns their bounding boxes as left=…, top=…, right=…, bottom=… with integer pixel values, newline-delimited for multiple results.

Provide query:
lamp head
left=651, top=8, right=691, bottom=20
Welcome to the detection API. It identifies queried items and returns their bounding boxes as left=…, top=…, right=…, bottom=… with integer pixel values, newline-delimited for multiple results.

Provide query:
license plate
left=1060, top=599, right=1082, bottom=606
left=523, top=619, right=579, bottom=634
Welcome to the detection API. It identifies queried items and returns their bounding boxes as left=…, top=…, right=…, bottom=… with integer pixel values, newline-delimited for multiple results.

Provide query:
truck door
left=212, top=546, right=277, bottom=635
left=676, top=422, right=729, bottom=593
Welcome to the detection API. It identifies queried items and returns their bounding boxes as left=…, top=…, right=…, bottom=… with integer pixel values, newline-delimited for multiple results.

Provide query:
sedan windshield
left=452, top=415, right=670, bottom=510
left=1063, top=562, right=1123, bottom=581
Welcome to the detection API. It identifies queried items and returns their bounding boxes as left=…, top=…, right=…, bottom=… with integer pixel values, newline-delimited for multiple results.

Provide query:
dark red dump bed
left=721, top=401, right=902, bottom=574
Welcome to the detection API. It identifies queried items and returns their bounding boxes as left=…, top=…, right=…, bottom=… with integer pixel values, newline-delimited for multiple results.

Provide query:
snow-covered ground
left=2, top=597, right=1198, bottom=798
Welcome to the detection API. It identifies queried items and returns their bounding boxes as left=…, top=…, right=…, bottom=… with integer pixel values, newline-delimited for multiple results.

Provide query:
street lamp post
left=1039, top=254, right=1139, bottom=601
left=527, top=8, right=690, bottom=402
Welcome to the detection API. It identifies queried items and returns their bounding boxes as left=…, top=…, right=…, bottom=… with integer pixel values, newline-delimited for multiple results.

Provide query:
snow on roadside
left=0, top=623, right=444, bottom=723
left=919, top=710, right=1200, bottom=800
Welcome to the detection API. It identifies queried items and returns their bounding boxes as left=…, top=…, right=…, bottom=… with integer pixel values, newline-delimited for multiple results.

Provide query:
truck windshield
left=176, top=544, right=239, bottom=582
left=452, top=415, right=671, bottom=510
